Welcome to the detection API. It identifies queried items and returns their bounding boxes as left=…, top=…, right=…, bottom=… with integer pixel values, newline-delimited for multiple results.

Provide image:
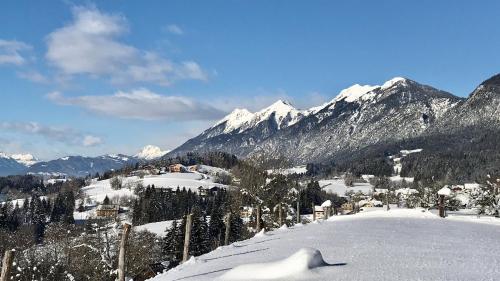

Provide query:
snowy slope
left=319, top=179, right=373, bottom=196
left=81, top=170, right=231, bottom=204
left=151, top=209, right=500, bottom=281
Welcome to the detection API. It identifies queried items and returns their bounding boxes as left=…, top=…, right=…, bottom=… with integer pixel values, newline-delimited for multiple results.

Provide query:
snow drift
left=219, top=248, right=327, bottom=280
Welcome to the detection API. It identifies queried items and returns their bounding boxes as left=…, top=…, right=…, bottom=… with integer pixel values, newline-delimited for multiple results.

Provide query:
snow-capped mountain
left=27, top=154, right=139, bottom=177
left=0, top=152, right=28, bottom=176
left=135, top=145, right=169, bottom=160
left=431, top=73, right=500, bottom=133
left=170, top=99, right=308, bottom=157
left=10, top=153, right=38, bottom=167
left=170, top=77, right=463, bottom=163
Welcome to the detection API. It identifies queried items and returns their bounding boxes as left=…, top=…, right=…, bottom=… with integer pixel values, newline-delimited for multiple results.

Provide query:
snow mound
left=220, top=247, right=327, bottom=280
left=254, top=229, right=269, bottom=238
left=278, top=224, right=288, bottom=230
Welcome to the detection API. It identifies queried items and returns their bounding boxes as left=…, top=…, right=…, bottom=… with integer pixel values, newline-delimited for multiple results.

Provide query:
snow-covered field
left=267, top=166, right=308, bottom=175
left=151, top=209, right=500, bottom=281
left=81, top=171, right=230, bottom=203
left=134, top=220, right=175, bottom=237
left=318, top=179, right=373, bottom=196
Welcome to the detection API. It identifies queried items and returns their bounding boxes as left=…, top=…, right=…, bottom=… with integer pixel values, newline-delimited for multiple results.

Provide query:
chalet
left=169, top=164, right=186, bottom=173
left=188, top=165, right=199, bottom=172
left=96, top=204, right=120, bottom=218
left=240, top=206, right=254, bottom=223
left=341, top=202, right=353, bottom=211
left=314, top=205, right=325, bottom=220
left=133, top=262, right=168, bottom=281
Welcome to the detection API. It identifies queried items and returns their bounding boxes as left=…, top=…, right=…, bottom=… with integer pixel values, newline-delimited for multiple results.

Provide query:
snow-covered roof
left=321, top=200, right=332, bottom=207
left=438, top=186, right=452, bottom=196
left=314, top=206, right=324, bottom=212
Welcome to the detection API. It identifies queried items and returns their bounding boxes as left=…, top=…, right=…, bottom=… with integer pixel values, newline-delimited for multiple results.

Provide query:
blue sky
left=1, top=0, right=500, bottom=160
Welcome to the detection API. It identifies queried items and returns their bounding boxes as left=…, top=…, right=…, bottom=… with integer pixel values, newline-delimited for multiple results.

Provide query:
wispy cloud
left=46, top=88, right=226, bottom=121
left=165, top=24, right=184, bottom=35
left=0, top=39, right=31, bottom=66
left=45, top=6, right=207, bottom=86
left=17, top=70, right=49, bottom=84
left=0, top=121, right=103, bottom=147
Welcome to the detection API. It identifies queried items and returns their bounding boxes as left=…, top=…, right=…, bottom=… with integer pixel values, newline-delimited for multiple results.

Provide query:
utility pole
left=182, top=213, right=193, bottom=262
left=117, top=223, right=131, bottom=281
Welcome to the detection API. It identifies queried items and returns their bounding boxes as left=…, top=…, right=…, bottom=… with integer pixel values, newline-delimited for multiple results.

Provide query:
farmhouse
left=169, top=164, right=186, bottom=173
left=96, top=204, right=120, bottom=218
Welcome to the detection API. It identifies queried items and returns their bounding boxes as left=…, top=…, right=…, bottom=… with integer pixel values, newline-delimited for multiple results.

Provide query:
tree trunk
left=224, top=212, right=231, bottom=246
left=182, top=214, right=193, bottom=263
left=117, top=223, right=131, bottom=281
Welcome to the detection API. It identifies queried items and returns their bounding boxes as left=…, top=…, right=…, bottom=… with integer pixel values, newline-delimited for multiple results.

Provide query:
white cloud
left=82, top=135, right=103, bottom=147
left=0, top=121, right=103, bottom=147
left=0, top=39, right=31, bottom=65
left=17, top=70, right=49, bottom=84
left=46, top=88, right=226, bottom=121
left=45, top=6, right=207, bottom=86
left=165, top=24, right=184, bottom=35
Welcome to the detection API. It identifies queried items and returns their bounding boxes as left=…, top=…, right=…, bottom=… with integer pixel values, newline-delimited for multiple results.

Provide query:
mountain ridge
left=168, top=76, right=476, bottom=164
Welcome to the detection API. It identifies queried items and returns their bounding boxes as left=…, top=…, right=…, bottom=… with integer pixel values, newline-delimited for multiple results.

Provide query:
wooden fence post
left=296, top=200, right=300, bottom=224
left=438, top=195, right=445, bottom=218
left=224, top=212, right=231, bottom=246
left=312, top=203, right=316, bottom=221
left=278, top=202, right=283, bottom=226
left=182, top=214, right=193, bottom=262
left=1, top=250, right=15, bottom=281
left=256, top=205, right=261, bottom=232
left=385, top=191, right=390, bottom=211
left=117, top=223, right=131, bottom=281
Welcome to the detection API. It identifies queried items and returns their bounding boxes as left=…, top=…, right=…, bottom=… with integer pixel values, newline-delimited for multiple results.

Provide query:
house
left=169, top=164, right=186, bottom=173
left=240, top=206, right=254, bottom=223
left=314, top=206, right=325, bottom=220
left=188, top=165, right=199, bottom=172
left=95, top=204, right=120, bottom=218
left=341, top=202, right=353, bottom=212
left=133, top=262, right=168, bottom=281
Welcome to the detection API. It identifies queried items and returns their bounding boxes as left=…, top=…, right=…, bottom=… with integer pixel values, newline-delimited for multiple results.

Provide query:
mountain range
left=169, top=74, right=500, bottom=165
left=3, top=74, right=499, bottom=178
left=0, top=145, right=167, bottom=177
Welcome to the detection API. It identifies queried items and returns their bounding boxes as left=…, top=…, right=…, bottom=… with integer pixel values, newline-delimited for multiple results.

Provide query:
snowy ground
left=134, top=220, right=175, bottom=237
left=318, top=179, right=373, bottom=196
left=81, top=171, right=229, bottom=203
left=78, top=168, right=230, bottom=220
left=267, top=166, right=307, bottom=175
left=151, top=208, right=500, bottom=281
